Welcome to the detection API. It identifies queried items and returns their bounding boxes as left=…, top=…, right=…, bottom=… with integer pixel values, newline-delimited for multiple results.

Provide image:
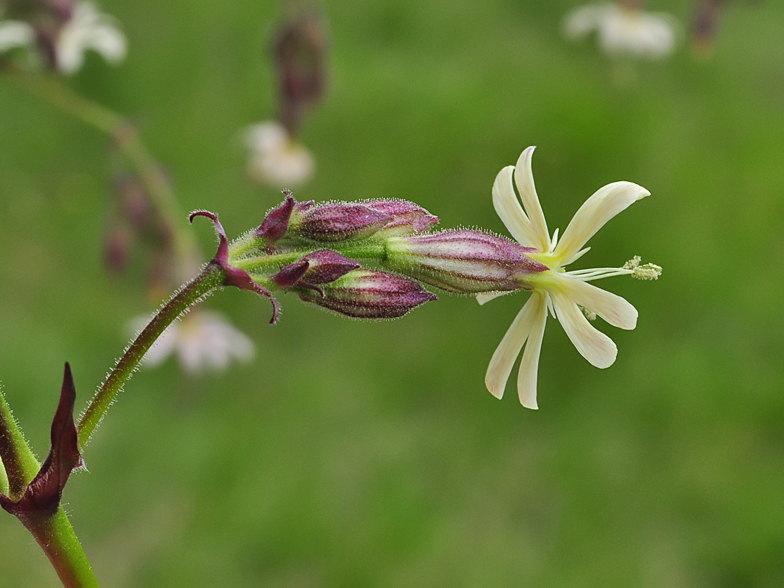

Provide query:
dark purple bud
left=691, top=0, right=722, bottom=55
left=104, top=223, right=131, bottom=274
left=1, top=363, right=84, bottom=517
left=384, top=229, right=548, bottom=294
left=289, top=202, right=392, bottom=243
left=297, top=270, right=437, bottom=319
left=190, top=210, right=280, bottom=324
left=255, top=192, right=296, bottom=246
left=364, top=199, right=440, bottom=236
left=298, top=250, right=361, bottom=284
left=270, top=260, right=310, bottom=289
left=270, top=249, right=361, bottom=292
left=49, top=0, right=75, bottom=22
left=274, top=12, right=328, bottom=136
left=115, top=173, right=152, bottom=232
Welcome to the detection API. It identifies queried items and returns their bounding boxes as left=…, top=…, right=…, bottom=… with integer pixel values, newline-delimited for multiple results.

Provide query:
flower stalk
left=77, top=263, right=224, bottom=449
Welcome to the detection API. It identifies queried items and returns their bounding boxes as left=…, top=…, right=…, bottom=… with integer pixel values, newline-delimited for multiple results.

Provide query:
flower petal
left=514, top=147, right=550, bottom=252
left=57, top=36, right=85, bottom=74
left=492, top=165, right=537, bottom=247
left=476, top=291, right=512, bottom=306
left=558, top=275, right=637, bottom=330
left=553, top=181, right=650, bottom=266
left=562, top=5, right=608, bottom=40
left=551, top=291, right=617, bottom=368
left=516, top=292, right=547, bottom=409
left=0, top=21, right=35, bottom=53
left=485, top=294, right=540, bottom=399
left=85, top=24, right=127, bottom=64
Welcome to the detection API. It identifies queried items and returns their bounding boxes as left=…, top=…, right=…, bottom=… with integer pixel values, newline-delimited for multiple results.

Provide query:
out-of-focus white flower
left=564, top=3, right=679, bottom=59
left=482, top=147, right=660, bottom=409
left=244, top=121, right=315, bottom=188
left=0, top=17, right=35, bottom=54
left=56, top=1, right=127, bottom=74
left=134, top=310, right=254, bottom=375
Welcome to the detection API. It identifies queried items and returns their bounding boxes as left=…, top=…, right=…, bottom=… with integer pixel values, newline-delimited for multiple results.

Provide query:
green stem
left=0, top=461, right=8, bottom=497
left=230, top=251, right=307, bottom=272
left=77, top=264, right=224, bottom=450
left=2, top=388, right=98, bottom=587
left=0, top=386, right=41, bottom=497
left=228, top=233, right=263, bottom=259
left=19, top=509, right=100, bottom=588
left=330, top=243, right=387, bottom=260
left=7, top=72, right=198, bottom=267
left=230, top=243, right=388, bottom=274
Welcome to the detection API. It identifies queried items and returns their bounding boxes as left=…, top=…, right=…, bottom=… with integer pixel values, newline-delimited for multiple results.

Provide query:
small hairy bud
left=364, top=199, right=439, bottom=236
left=270, top=249, right=360, bottom=290
left=297, top=270, right=437, bottom=319
left=274, top=12, right=328, bottom=136
left=288, top=201, right=392, bottom=243
left=384, top=229, right=548, bottom=294
left=256, top=193, right=296, bottom=246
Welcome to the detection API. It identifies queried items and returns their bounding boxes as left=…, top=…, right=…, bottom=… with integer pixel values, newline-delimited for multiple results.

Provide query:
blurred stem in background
left=7, top=71, right=200, bottom=276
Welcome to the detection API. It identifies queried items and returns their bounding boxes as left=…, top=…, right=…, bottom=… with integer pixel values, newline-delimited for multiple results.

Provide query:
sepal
left=385, top=229, right=548, bottom=294
left=297, top=269, right=437, bottom=319
left=270, top=249, right=360, bottom=293
left=364, top=199, right=439, bottom=236
left=288, top=201, right=393, bottom=243
left=255, top=193, right=296, bottom=246
left=190, top=210, right=281, bottom=324
left=0, top=363, right=83, bottom=518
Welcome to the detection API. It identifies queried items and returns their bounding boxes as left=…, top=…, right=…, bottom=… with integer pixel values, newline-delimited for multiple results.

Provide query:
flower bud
left=103, top=222, right=131, bottom=273
left=288, top=201, right=392, bottom=243
left=364, top=199, right=439, bottom=236
left=297, top=270, right=436, bottom=319
left=384, top=229, right=548, bottom=294
left=274, top=12, right=328, bottom=135
left=255, top=193, right=296, bottom=246
left=270, top=249, right=360, bottom=288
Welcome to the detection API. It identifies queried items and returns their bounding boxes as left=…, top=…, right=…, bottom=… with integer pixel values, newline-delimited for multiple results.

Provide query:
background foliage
left=1, top=0, right=783, bottom=586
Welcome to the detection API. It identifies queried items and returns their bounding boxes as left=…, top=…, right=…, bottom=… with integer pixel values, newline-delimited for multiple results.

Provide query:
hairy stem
left=77, top=264, right=224, bottom=449
left=0, top=386, right=41, bottom=498
left=19, top=509, right=100, bottom=588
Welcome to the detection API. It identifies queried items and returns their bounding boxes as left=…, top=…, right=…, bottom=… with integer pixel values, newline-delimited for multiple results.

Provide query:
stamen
left=624, top=256, right=662, bottom=280
left=566, top=267, right=633, bottom=281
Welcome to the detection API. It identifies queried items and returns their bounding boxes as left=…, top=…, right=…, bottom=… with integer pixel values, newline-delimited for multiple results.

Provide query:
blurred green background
left=2, top=0, right=783, bottom=586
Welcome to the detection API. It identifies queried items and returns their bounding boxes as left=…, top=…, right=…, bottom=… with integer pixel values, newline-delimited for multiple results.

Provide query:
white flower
left=482, top=147, right=659, bottom=409
left=0, top=16, right=35, bottom=54
left=56, top=1, right=127, bottom=74
left=564, top=3, right=678, bottom=59
left=134, top=310, right=254, bottom=375
left=244, top=121, right=315, bottom=188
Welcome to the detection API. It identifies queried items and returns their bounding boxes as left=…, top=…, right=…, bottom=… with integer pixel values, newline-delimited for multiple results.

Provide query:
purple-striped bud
left=364, top=199, right=439, bottom=236
left=288, top=201, right=392, bottom=243
left=270, top=249, right=360, bottom=289
left=297, top=270, right=437, bottom=319
left=384, top=229, right=548, bottom=294
left=255, top=193, right=296, bottom=246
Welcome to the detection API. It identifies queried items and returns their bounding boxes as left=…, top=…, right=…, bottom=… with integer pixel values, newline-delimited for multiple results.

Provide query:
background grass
left=2, top=0, right=784, bottom=586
